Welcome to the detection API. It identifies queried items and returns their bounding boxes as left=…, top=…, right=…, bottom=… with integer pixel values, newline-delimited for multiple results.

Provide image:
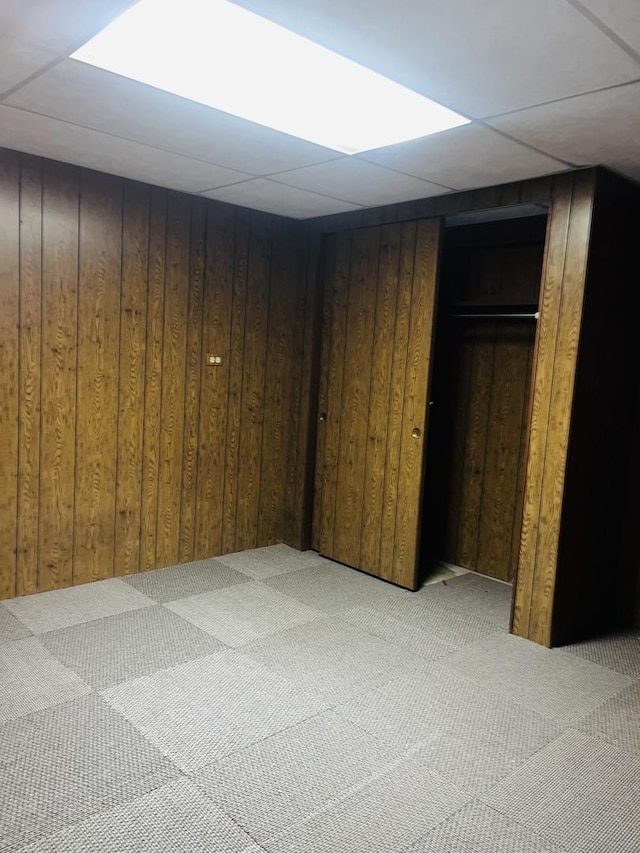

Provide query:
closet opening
left=419, top=204, right=549, bottom=596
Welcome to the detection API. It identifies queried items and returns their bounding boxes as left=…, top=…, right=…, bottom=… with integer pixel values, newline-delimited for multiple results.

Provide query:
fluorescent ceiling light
left=71, top=0, right=470, bottom=154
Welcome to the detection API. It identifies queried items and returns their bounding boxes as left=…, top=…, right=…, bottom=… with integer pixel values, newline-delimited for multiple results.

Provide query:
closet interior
left=420, top=207, right=548, bottom=589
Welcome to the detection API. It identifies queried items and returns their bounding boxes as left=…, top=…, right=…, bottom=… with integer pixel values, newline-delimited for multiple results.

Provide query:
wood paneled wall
left=0, top=147, right=309, bottom=599
left=303, top=169, right=619, bottom=646
left=553, top=169, right=640, bottom=641
left=424, top=221, right=545, bottom=582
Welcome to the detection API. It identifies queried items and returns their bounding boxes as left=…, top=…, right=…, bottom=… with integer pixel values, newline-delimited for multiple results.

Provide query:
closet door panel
left=332, top=227, right=380, bottom=567
left=317, top=219, right=441, bottom=590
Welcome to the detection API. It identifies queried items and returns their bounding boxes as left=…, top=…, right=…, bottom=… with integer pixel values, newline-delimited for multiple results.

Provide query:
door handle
left=319, top=412, right=327, bottom=423
left=411, top=427, right=421, bottom=439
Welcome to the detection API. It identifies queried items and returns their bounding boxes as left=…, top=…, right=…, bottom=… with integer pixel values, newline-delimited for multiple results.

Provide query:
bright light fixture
left=71, top=0, right=470, bottom=154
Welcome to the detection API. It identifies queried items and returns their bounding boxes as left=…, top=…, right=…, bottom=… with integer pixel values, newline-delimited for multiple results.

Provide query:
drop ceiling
left=1, top=0, right=639, bottom=219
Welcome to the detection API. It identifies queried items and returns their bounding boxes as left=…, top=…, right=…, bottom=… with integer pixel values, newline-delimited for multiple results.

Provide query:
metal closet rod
left=450, top=310, right=540, bottom=320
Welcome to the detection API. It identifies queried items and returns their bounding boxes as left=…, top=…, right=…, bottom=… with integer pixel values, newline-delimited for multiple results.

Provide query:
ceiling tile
left=360, top=124, right=569, bottom=190
left=236, top=0, right=640, bottom=117
left=573, top=0, right=640, bottom=56
left=0, top=1, right=136, bottom=54
left=200, top=179, right=362, bottom=219
left=488, top=83, right=640, bottom=181
left=272, top=159, right=450, bottom=207
left=0, top=106, right=251, bottom=192
left=0, top=37, right=58, bottom=96
left=6, top=60, right=344, bottom=175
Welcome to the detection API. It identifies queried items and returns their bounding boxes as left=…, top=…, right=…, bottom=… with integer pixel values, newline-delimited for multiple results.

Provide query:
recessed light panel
left=71, top=0, right=470, bottom=154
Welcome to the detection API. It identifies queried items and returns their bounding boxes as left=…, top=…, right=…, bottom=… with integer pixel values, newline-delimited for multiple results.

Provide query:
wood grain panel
left=528, top=173, right=595, bottom=645
left=39, top=161, right=79, bottom=591
left=156, top=193, right=190, bottom=567
left=1, top=146, right=311, bottom=599
left=476, top=324, right=533, bottom=581
left=195, top=205, right=235, bottom=559
left=259, top=223, right=302, bottom=544
left=393, top=218, right=441, bottom=588
left=179, top=199, right=206, bottom=563
left=512, top=179, right=574, bottom=638
left=455, top=326, right=496, bottom=569
left=235, top=214, right=271, bottom=552
left=139, top=187, right=167, bottom=571
left=16, top=156, right=42, bottom=596
left=73, top=171, right=123, bottom=584
left=361, top=223, right=402, bottom=575
left=115, top=181, right=149, bottom=576
left=311, top=234, right=334, bottom=552
left=319, top=232, right=351, bottom=557
left=333, top=227, right=380, bottom=567
left=222, top=209, right=249, bottom=554
left=379, top=222, right=418, bottom=581
left=0, top=150, right=19, bottom=599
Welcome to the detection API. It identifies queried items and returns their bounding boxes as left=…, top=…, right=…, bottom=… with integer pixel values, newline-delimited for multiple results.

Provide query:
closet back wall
left=0, top=147, right=310, bottom=599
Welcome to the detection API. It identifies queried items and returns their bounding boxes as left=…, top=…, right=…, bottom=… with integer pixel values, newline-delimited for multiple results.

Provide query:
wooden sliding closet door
left=315, top=219, right=442, bottom=590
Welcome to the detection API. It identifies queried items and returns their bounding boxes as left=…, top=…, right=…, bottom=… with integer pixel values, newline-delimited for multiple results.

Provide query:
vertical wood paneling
left=139, top=187, right=167, bottom=571
left=235, top=214, right=271, bottom=552
left=16, top=156, right=42, bottom=596
left=393, top=218, right=441, bottom=588
left=259, top=223, right=302, bottom=544
left=333, top=227, right=380, bottom=567
left=311, top=235, right=334, bottom=552
left=39, top=161, right=79, bottom=592
left=455, top=328, right=495, bottom=568
left=378, top=222, right=416, bottom=581
left=0, top=150, right=19, bottom=599
left=222, top=209, right=249, bottom=554
left=317, top=219, right=441, bottom=589
left=318, top=232, right=351, bottom=557
left=156, top=193, right=191, bottom=567
left=73, top=171, right=123, bottom=584
left=1, top=146, right=310, bottom=600
left=361, top=224, right=401, bottom=575
left=476, top=325, right=533, bottom=581
left=195, top=206, right=235, bottom=559
left=114, top=182, right=149, bottom=576
left=512, top=181, right=573, bottom=637
left=179, top=199, right=206, bottom=562
left=529, top=174, right=595, bottom=645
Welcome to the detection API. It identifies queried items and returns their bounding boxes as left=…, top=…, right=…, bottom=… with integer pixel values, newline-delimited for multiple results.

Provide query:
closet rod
left=450, top=311, right=540, bottom=320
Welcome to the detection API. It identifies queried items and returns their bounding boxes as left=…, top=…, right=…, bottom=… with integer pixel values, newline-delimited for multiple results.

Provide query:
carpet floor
left=1, top=545, right=638, bottom=852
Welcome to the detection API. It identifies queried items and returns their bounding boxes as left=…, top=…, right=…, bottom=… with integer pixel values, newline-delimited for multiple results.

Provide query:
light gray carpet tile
left=2, top=579, right=153, bottom=634
left=261, top=757, right=471, bottom=853
left=0, top=604, right=32, bottom=644
left=440, top=631, right=634, bottom=724
left=39, top=606, right=227, bottom=689
left=575, top=680, right=640, bottom=756
left=335, top=665, right=560, bottom=794
left=122, top=558, right=250, bottom=603
left=238, top=616, right=429, bottom=705
left=337, top=605, right=459, bottom=661
left=263, top=561, right=412, bottom=614
left=0, top=694, right=178, bottom=851
left=101, top=651, right=328, bottom=772
left=193, top=710, right=399, bottom=843
left=0, top=637, right=90, bottom=722
left=165, top=582, right=322, bottom=647
left=404, top=800, right=566, bottom=853
left=480, top=729, right=640, bottom=853
left=17, top=778, right=256, bottom=853
left=366, top=592, right=502, bottom=647
left=562, top=630, right=640, bottom=678
left=217, top=544, right=332, bottom=580
left=420, top=572, right=513, bottom=629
